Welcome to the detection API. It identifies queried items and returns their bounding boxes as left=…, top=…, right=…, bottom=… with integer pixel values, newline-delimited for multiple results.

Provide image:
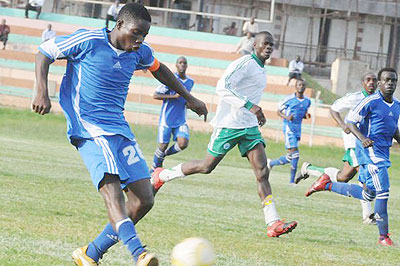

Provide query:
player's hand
left=250, top=104, right=266, bottom=127
left=341, top=125, right=351, bottom=134
left=187, top=96, right=208, bottom=122
left=361, top=138, right=373, bottom=148
left=287, top=114, right=294, bottom=121
left=32, top=93, right=51, bottom=115
left=305, top=113, right=311, bottom=119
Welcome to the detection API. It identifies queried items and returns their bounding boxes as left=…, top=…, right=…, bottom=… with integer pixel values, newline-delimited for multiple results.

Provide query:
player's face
left=379, top=71, right=398, bottom=95
left=254, top=35, right=274, bottom=61
left=362, top=74, right=377, bottom=95
left=116, top=18, right=150, bottom=52
left=176, top=58, right=187, bottom=74
left=295, top=80, right=306, bottom=94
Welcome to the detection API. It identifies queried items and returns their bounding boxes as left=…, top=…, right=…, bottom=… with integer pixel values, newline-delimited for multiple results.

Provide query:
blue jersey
left=278, top=93, right=311, bottom=135
left=156, top=73, right=194, bottom=127
left=347, top=91, right=400, bottom=167
left=38, top=28, right=155, bottom=141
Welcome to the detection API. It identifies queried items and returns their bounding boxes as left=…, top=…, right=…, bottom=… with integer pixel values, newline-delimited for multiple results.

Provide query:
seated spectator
left=234, top=32, right=254, bottom=55
left=25, top=0, right=44, bottom=19
left=287, top=55, right=304, bottom=86
left=242, top=16, right=259, bottom=36
left=223, top=22, right=237, bottom=36
left=0, top=19, right=10, bottom=50
left=106, top=0, right=124, bottom=29
left=42, top=24, right=56, bottom=42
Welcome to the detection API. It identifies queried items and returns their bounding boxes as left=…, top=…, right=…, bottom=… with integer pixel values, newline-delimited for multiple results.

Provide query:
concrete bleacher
left=0, top=8, right=344, bottom=147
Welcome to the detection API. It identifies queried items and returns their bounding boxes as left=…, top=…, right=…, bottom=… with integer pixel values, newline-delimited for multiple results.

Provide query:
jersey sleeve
left=278, top=95, right=291, bottom=111
left=38, top=29, right=103, bottom=61
left=331, top=93, right=354, bottom=113
left=347, top=97, right=371, bottom=124
left=135, top=42, right=156, bottom=71
left=216, top=59, right=250, bottom=109
left=155, top=84, right=169, bottom=94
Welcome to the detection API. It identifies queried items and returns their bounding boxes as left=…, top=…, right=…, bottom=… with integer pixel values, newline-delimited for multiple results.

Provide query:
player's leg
left=245, top=143, right=297, bottom=237
left=151, top=125, right=171, bottom=171
left=164, top=124, right=189, bottom=156
left=35, top=6, right=42, bottom=19
left=288, top=147, right=299, bottom=184
left=151, top=128, right=238, bottom=192
left=268, top=130, right=294, bottom=168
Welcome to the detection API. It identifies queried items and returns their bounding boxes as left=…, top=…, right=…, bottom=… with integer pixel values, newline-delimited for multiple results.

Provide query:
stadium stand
left=0, top=8, right=343, bottom=147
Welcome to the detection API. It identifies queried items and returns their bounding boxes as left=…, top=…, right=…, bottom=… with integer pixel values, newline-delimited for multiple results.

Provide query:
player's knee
left=200, top=162, right=215, bottom=174
left=376, top=189, right=389, bottom=201
left=255, top=165, right=269, bottom=182
left=178, top=142, right=188, bottom=150
left=362, top=187, right=376, bottom=202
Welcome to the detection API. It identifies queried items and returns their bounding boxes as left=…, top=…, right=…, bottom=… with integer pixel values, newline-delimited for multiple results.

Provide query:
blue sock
left=86, top=223, right=119, bottom=262
left=375, top=191, right=389, bottom=236
left=270, top=155, right=291, bottom=167
left=152, top=147, right=165, bottom=169
left=330, top=183, right=363, bottom=199
left=290, top=152, right=299, bottom=183
left=165, top=143, right=182, bottom=156
left=117, top=218, right=144, bottom=262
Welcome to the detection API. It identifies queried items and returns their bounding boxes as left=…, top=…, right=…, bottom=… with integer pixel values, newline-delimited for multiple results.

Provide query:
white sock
left=324, top=167, right=340, bottom=182
left=359, top=182, right=373, bottom=219
left=159, top=163, right=185, bottom=182
left=308, top=168, right=324, bottom=177
left=262, top=195, right=280, bottom=226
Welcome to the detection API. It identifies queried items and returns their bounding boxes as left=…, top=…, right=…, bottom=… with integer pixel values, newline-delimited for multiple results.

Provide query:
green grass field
left=0, top=107, right=399, bottom=266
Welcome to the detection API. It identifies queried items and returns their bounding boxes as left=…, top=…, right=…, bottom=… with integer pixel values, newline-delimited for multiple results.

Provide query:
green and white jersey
left=331, top=90, right=368, bottom=150
left=210, top=54, right=266, bottom=129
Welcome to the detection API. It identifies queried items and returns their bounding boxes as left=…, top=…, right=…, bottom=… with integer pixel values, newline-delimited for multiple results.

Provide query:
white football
left=171, top=237, right=216, bottom=266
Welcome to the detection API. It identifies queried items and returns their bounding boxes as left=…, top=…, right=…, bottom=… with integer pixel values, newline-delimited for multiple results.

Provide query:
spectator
left=287, top=55, right=304, bottom=86
left=242, top=16, right=259, bottom=36
left=223, top=22, right=237, bottom=36
left=0, top=19, right=10, bottom=50
left=234, top=31, right=254, bottom=55
left=41, top=24, right=56, bottom=42
left=25, top=0, right=44, bottom=19
left=106, top=0, right=123, bottom=29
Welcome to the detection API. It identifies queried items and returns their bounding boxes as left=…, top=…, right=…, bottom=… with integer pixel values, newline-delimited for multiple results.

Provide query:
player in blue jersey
left=31, top=3, right=207, bottom=266
left=151, top=56, right=194, bottom=171
left=305, top=68, right=400, bottom=246
left=267, top=78, right=311, bottom=183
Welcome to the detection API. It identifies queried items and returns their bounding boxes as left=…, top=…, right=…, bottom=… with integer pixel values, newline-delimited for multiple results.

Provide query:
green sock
left=307, top=165, right=325, bottom=177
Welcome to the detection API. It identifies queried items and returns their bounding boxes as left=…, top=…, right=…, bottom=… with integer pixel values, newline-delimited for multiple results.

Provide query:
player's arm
left=393, top=128, right=400, bottom=145
left=347, top=122, right=373, bottom=147
left=32, top=51, right=53, bottom=115
left=330, top=95, right=352, bottom=134
left=151, top=62, right=207, bottom=121
left=346, top=99, right=373, bottom=147
left=277, top=109, right=293, bottom=121
left=330, top=109, right=350, bottom=134
left=153, top=91, right=180, bottom=100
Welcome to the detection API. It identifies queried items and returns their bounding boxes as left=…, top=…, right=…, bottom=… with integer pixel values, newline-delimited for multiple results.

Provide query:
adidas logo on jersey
left=389, top=111, right=393, bottom=116
left=113, top=61, right=122, bottom=69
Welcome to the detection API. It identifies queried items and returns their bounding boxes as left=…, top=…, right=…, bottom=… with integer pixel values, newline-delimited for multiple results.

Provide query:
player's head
left=295, top=55, right=301, bottom=62
left=113, top=3, right=151, bottom=52
left=250, top=16, right=255, bottom=24
left=361, top=72, right=377, bottom=95
left=295, top=78, right=306, bottom=94
left=176, top=56, right=188, bottom=74
left=253, top=31, right=274, bottom=62
left=47, top=24, right=52, bottom=30
left=377, top=67, right=398, bottom=96
left=1, top=19, right=5, bottom=25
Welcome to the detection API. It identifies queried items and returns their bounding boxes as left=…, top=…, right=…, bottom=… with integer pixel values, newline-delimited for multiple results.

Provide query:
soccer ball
left=171, top=237, right=216, bottom=266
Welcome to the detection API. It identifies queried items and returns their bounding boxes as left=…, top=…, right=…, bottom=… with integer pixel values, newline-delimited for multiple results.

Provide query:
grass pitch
left=0, top=107, right=399, bottom=265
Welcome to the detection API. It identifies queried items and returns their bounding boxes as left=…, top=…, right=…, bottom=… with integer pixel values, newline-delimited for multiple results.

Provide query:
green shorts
left=342, top=148, right=359, bottom=167
left=207, top=127, right=266, bottom=157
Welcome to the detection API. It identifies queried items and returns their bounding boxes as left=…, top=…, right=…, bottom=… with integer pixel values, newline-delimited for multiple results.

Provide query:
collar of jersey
left=103, top=28, right=127, bottom=56
left=251, top=53, right=265, bottom=68
left=362, top=89, right=369, bottom=97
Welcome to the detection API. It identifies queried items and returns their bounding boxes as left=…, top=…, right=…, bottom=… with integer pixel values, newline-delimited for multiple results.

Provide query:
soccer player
left=32, top=3, right=207, bottom=266
left=305, top=68, right=400, bottom=246
left=151, top=56, right=193, bottom=171
left=295, top=72, right=377, bottom=224
left=152, top=31, right=298, bottom=238
left=267, top=79, right=311, bottom=184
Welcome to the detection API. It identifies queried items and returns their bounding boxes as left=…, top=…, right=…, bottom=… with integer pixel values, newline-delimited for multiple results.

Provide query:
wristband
left=244, top=101, right=254, bottom=110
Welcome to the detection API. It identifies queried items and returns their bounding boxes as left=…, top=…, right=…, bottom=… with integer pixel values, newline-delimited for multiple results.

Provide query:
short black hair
left=361, top=71, right=376, bottom=81
left=377, top=67, right=397, bottom=81
left=254, top=31, right=273, bottom=44
left=117, top=3, right=151, bottom=24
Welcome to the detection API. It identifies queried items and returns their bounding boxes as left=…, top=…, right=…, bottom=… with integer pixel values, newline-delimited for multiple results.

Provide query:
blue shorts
left=283, top=126, right=300, bottom=149
left=358, top=164, right=389, bottom=192
left=157, top=124, right=189, bottom=144
left=74, top=135, right=150, bottom=191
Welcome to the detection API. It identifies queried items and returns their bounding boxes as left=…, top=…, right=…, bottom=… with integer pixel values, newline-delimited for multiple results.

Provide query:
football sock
left=165, top=143, right=182, bottom=156
left=86, top=223, right=119, bottom=262
left=159, top=163, right=185, bottom=182
left=359, top=183, right=373, bottom=219
left=307, top=165, right=325, bottom=177
left=375, top=191, right=389, bottom=236
left=116, top=218, right=144, bottom=262
left=330, top=182, right=363, bottom=199
left=290, top=151, right=299, bottom=183
left=324, top=167, right=340, bottom=182
left=262, top=195, right=280, bottom=226
left=269, top=155, right=291, bottom=167
left=152, top=147, right=165, bottom=169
